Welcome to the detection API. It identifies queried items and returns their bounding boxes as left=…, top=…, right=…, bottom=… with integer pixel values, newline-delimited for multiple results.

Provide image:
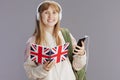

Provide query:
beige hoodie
left=24, top=31, right=86, bottom=80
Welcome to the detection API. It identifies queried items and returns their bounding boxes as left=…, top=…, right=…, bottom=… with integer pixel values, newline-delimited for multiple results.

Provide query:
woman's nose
left=48, top=13, right=53, bottom=18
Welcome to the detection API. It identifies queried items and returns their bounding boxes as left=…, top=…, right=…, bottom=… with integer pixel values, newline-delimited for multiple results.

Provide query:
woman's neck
left=44, top=26, right=54, bottom=34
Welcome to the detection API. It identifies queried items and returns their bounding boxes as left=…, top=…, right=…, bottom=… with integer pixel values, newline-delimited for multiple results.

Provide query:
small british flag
left=30, top=43, right=69, bottom=64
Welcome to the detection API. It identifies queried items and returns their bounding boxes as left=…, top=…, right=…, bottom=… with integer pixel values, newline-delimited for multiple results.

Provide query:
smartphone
left=77, top=36, right=87, bottom=47
left=75, top=35, right=88, bottom=51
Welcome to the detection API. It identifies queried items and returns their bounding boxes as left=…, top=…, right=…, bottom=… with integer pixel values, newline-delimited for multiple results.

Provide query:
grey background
left=0, top=0, right=120, bottom=80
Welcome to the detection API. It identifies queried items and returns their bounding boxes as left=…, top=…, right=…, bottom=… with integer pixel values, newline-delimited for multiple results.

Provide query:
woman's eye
left=53, top=11, right=57, bottom=14
left=44, top=11, right=48, bottom=14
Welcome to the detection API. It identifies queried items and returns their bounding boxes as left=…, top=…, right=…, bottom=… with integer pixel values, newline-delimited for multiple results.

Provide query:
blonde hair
left=33, top=1, right=62, bottom=45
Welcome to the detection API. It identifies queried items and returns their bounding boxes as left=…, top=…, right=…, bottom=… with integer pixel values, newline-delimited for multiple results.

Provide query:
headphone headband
left=36, top=1, right=62, bottom=21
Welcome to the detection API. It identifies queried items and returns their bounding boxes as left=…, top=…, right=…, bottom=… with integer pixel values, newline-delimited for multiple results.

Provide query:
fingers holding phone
left=73, top=41, right=85, bottom=56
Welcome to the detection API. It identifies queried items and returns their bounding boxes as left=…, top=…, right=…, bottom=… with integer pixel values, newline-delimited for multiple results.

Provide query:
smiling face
left=34, top=1, right=62, bottom=45
left=41, top=6, right=59, bottom=27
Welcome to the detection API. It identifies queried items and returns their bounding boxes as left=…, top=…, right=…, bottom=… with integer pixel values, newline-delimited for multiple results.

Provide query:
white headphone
left=36, top=1, right=62, bottom=21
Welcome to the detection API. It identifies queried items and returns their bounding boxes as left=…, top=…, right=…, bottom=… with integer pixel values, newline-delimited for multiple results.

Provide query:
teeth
left=48, top=19, right=54, bottom=22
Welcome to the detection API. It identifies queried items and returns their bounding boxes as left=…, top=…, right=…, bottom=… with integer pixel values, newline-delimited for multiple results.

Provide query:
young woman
left=24, top=1, right=86, bottom=80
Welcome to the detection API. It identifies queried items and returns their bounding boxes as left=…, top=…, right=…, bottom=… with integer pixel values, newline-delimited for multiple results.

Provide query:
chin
left=48, top=23, right=56, bottom=27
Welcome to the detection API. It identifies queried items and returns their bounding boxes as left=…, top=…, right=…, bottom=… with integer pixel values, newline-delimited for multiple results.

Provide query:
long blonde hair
left=33, top=1, right=62, bottom=45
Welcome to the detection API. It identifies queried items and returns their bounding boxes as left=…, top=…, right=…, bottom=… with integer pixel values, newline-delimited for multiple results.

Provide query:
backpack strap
left=61, top=28, right=86, bottom=80
left=61, top=28, right=73, bottom=63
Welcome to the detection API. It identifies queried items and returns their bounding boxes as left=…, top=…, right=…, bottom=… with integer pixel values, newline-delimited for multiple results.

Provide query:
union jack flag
left=30, top=43, right=69, bottom=64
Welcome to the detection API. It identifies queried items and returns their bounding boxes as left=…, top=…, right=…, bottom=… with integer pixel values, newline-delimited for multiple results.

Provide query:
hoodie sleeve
left=69, top=33, right=87, bottom=71
left=23, top=37, right=49, bottom=80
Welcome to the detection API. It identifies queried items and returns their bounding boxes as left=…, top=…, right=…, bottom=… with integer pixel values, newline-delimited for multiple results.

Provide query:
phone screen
left=77, top=37, right=86, bottom=47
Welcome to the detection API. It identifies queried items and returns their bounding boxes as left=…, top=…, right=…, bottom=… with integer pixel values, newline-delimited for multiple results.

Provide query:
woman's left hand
left=73, top=41, right=85, bottom=56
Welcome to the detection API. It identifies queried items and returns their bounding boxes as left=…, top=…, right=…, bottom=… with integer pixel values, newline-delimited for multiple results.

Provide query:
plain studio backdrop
left=0, top=0, right=120, bottom=80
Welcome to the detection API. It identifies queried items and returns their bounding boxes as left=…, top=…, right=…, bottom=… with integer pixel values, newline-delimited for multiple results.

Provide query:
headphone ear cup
left=59, top=12, right=62, bottom=20
left=37, top=12, right=40, bottom=20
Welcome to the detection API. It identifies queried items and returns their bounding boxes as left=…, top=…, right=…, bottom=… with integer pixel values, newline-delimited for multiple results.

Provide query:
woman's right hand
left=43, top=60, right=55, bottom=71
